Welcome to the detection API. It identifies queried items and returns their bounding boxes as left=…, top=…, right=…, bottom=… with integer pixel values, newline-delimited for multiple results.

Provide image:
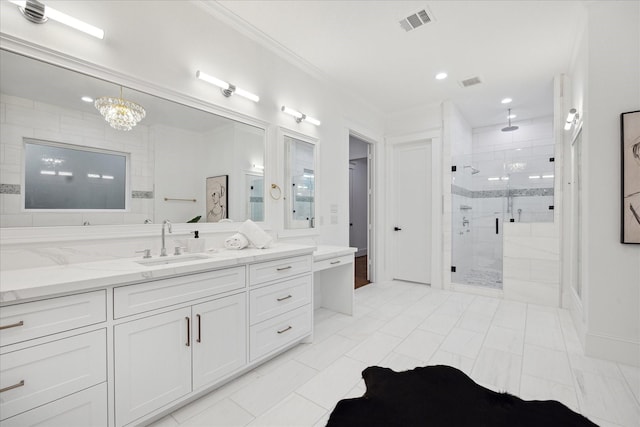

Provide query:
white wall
left=567, top=1, right=640, bottom=365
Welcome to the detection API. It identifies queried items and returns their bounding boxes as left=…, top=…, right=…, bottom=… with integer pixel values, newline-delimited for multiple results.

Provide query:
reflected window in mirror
left=24, top=139, right=128, bottom=210
left=0, top=49, right=265, bottom=227
left=284, top=135, right=316, bottom=229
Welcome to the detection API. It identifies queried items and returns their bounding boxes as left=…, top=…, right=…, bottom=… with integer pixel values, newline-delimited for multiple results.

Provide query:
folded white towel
left=224, top=233, right=249, bottom=250
left=239, top=219, right=272, bottom=249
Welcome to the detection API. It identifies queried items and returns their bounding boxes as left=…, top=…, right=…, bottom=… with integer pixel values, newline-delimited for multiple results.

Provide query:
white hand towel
left=224, top=233, right=249, bottom=250
left=239, top=219, right=272, bottom=249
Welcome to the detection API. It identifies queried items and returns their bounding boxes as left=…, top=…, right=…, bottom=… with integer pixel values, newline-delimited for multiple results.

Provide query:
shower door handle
left=495, top=218, right=499, bottom=235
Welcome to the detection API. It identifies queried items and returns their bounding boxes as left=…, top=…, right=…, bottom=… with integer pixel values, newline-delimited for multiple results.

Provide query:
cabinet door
left=192, top=293, right=246, bottom=390
left=114, top=307, right=192, bottom=427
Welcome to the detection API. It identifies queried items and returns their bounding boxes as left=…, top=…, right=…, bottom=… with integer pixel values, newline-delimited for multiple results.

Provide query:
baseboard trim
left=585, top=331, right=640, bottom=367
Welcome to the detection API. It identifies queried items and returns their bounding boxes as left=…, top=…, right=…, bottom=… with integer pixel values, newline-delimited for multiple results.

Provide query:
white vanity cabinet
left=0, top=291, right=108, bottom=426
left=248, top=255, right=313, bottom=361
left=113, top=268, right=246, bottom=427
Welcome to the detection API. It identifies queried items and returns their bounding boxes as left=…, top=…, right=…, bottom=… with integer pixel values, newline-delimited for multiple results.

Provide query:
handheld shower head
left=464, top=165, right=480, bottom=174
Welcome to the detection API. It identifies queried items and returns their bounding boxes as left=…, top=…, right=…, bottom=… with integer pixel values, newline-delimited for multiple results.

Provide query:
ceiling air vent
left=399, top=9, right=433, bottom=32
left=459, top=76, right=482, bottom=87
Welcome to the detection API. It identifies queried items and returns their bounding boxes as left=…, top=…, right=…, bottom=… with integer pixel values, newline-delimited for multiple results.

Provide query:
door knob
left=394, top=226, right=402, bottom=231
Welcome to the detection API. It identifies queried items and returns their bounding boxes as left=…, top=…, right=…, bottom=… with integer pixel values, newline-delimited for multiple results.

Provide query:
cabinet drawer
left=114, top=266, right=245, bottom=318
left=249, top=275, right=311, bottom=325
left=0, top=329, right=106, bottom=421
left=249, top=305, right=311, bottom=361
left=249, top=255, right=312, bottom=286
left=313, top=254, right=353, bottom=272
left=0, top=291, right=106, bottom=347
left=0, top=382, right=107, bottom=427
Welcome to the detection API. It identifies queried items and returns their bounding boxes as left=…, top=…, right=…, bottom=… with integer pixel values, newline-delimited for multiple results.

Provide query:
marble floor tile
left=618, top=363, right=640, bottom=404
left=246, top=393, right=326, bottom=427
left=574, top=369, right=640, bottom=427
left=491, top=300, right=527, bottom=331
left=417, top=311, right=460, bottom=336
left=439, top=327, right=485, bottom=359
left=457, top=310, right=493, bottom=334
left=378, top=313, right=423, bottom=338
left=229, top=360, right=317, bottom=417
left=471, top=347, right=522, bottom=394
left=170, top=370, right=261, bottom=424
left=483, top=324, right=524, bottom=355
left=379, top=351, right=427, bottom=372
left=428, top=350, right=475, bottom=375
left=336, top=314, right=385, bottom=341
left=519, top=374, right=579, bottom=413
left=296, top=356, right=368, bottom=410
left=345, top=331, right=403, bottom=365
left=393, top=329, right=445, bottom=362
left=294, top=333, right=359, bottom=371
left=179, top=398, right=254, bottom=427
left=524, top=308, right=566, bottom=351
left=156, top=281, right=635, bottom=427
left=522, top=344, right=573, bottom=386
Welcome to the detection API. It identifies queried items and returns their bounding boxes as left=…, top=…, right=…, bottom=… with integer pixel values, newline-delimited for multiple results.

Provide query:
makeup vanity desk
left=312, top=245, right=357, bottom=316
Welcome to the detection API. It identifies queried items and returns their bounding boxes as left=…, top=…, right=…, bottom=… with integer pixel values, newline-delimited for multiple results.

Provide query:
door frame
left=386, top=130, right=443, bottom=288
left=348, top=131, right=376, bottom=283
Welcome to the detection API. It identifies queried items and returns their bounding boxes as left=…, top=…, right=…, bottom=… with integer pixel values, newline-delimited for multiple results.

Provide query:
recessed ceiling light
left=81, top=96, right=94, bottom=103
left=435, top=72, right=448, bottom=80
left=501, top=97, right=512, bottom=104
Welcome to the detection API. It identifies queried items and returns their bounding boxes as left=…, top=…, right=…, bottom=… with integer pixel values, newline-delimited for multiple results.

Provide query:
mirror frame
left=277, top=127, right=319, bottom=238
left=0, top=36, right=270, bottom=241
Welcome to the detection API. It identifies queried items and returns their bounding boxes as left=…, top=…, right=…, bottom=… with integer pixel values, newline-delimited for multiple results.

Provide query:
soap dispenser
left=187, top=230, right=206, bottom=253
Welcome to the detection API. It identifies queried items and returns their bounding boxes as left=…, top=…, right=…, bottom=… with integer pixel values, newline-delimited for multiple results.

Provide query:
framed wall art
left=206, top=175, right=228, bottom=222
left=621, top=110, right=640, bottom=244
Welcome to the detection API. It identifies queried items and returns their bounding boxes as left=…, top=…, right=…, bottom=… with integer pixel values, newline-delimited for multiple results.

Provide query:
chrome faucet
left=160, top=220, right=172, bottom=256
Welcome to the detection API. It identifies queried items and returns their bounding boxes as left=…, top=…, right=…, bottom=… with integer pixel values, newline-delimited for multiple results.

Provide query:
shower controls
left=394, top=226, right=402, bottom=231
left=462, top=217, right=469, bottom=227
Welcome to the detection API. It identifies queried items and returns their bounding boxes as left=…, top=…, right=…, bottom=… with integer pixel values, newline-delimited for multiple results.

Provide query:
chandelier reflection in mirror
left=94, top=87, right=146, bottom=131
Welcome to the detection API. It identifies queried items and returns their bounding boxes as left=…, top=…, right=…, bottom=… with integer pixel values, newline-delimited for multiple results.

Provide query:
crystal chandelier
left=94, top=87, right=146, bottom=131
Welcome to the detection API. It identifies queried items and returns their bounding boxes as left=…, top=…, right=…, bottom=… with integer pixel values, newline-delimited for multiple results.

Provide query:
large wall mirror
left=284, top=134, right=316, bottom=230
left=0, top=49, right=265, bottom=227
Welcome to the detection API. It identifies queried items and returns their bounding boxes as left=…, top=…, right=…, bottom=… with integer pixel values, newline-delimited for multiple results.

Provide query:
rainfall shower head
left=464, top=165, right=480, bottom=174
left=501, top=108, right=519, bottom=132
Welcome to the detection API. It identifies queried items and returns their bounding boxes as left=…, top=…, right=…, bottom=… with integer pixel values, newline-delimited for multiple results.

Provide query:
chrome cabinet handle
left=196, top=314, right=202, bottom=343
left=330, top=260, right=341, bottom=265
left=277, top=295, right=292, bottom=302
left=0, top=320, right=24, bottom=330
left=185, top=317, right=190, bottom=347
left=277, top=326, right=292, bottom=334
left=276, top=266, right=292, bottom=271
left=0, top=380, right=25, bottom=393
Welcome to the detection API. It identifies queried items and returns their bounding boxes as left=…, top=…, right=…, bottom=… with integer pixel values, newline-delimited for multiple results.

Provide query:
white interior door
left=393, top=140, right=432, bottom=284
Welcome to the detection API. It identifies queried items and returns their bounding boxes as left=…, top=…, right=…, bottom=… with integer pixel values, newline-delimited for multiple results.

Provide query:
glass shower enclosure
left=451, top=145, right=555, bottom=288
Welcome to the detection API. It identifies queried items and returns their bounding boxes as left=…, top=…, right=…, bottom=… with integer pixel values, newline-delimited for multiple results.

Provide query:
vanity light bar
left=195, top=70, right=259, bottom=103
left=10, top=0, right=104, bottom=39
left=281, top=106, right=321, bottom=126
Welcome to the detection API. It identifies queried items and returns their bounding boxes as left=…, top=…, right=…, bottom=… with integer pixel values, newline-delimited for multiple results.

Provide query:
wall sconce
left=281, top=106, right=321, bottom=126
left=564, top=108, right=579, bottom=130
left=10, top=0, right=104, bottom=39
left=196, top=70, right=259, bottom=103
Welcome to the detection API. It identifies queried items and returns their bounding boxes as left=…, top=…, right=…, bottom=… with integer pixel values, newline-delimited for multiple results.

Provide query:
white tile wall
left=0, top=93, right=154, bottom=228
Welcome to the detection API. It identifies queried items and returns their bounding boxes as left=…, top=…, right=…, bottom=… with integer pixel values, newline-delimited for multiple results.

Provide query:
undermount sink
left=135, top=254, right=210, bottom=267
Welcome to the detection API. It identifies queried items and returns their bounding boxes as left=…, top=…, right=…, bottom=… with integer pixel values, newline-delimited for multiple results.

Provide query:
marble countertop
left=312, top=245, right=357, bottom=262
left=0, top=243, right=315, bottom=303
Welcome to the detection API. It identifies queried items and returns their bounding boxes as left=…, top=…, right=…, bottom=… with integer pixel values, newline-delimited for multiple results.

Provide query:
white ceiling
left=212, top=0, right=585, bottom=128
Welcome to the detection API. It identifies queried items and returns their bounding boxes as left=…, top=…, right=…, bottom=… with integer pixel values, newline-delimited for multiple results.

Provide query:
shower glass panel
left=451, top=144, right=555, bottom=289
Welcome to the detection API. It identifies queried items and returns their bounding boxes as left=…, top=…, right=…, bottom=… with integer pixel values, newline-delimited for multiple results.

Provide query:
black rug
left=326, top=365, right=598, bottom=427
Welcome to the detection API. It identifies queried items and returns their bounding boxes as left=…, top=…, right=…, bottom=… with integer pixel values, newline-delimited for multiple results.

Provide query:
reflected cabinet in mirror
left=0, top=49, right=265, bottom=227
left=284, top=134, right=316, bottom=229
